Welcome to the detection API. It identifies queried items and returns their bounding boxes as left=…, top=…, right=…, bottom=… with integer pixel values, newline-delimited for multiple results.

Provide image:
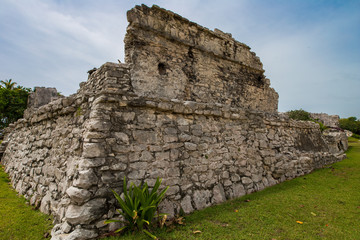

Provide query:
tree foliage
left=0, top=79, right=17, bottom=90
left=0, top=79, right=31, bottom=130
left=287, top=109, right=312, bottom=121
left=339, top=117, right=360, bottom=135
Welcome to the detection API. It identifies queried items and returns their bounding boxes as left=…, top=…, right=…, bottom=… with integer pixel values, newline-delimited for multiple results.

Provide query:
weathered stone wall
left=310, top=113, right=340, bottom=128
left=27, top=87, right=62, bottom=109
left=322, top=129, right=348, bottom=154
left=87, top=89, right=345, bottom=219
left=0, top=4, right=347, bottom=240
left=1, top=63, right=132, bottom=239
left=2, top=92, right=89, bottom=223
left=125, top=5, right=278, bottom=113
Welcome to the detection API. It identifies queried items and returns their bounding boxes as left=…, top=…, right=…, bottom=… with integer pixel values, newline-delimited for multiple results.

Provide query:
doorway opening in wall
left=158, top=63, right=166, bottom=75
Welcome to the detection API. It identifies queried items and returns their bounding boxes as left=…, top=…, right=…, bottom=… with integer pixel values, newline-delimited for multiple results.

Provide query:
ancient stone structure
left=322, top=128, right=348, bottom=154
left=125, top=6, right=278, bottom=113
left=27, top=87, right=62, bottom=109
left=310, top=113, right=340, bottom=128
left=0, top=5, right=347, bottom=240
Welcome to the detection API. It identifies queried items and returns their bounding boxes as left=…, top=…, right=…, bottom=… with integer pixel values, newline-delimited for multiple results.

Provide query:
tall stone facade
left=125, top=5, right=278, bottom=112
left=0, top=5, right=347, bottom=240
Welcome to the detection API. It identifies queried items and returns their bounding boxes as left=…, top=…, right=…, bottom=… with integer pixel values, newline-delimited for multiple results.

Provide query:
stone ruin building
left=0, top=5, right=348, bottom=240
left=27, top=87, right=63, bottom=109
left=309, top=113, right=340, bottom=128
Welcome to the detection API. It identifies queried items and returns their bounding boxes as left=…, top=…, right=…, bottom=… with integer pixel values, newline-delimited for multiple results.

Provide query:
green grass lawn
left=108, top=138, right=360, bottom=240
left=0, top=165, right=53, bottom=240
left=1, top=138, right=359, bottom=240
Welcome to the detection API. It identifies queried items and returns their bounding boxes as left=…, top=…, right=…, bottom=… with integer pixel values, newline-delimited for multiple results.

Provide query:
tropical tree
left=0, top=79, right=17, bottom=90
left=0, top=79, right=31, bottom=129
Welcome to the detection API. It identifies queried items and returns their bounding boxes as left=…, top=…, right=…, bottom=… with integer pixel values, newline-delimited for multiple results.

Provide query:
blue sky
left=0, top=0, right=359, bottom=118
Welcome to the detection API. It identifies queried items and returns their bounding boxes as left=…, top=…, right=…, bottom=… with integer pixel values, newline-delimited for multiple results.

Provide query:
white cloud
left=0, top=0, right=128, bottom=95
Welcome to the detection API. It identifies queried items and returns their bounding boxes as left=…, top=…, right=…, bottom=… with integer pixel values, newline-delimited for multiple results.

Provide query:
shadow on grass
left=0, top=166, right=10, bottom=183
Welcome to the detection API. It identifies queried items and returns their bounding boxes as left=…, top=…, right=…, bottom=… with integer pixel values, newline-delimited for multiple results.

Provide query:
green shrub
left=340, top=117, right=360, bottom=135
left=352, top=133, right=360, bottom=139
left=105, top=177, right=169, bottom=239
left=287, top=109, right=311, bottom=121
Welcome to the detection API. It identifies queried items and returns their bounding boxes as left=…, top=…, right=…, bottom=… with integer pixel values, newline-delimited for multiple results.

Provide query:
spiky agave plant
left=105, top=177, right=169, bottom=239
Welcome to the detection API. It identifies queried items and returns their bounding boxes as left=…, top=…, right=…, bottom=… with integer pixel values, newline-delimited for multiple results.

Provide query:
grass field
left=0, top=166, right=53, bottom=240
left=0, top=138, right=359, bottom=240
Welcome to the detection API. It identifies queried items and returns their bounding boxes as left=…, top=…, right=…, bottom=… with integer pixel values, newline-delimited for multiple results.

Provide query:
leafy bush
left=339, top=117, right=360, bottom=135
left=287, top=109, right=311, bottom=121
left=105, top=177, right=169, bottom=239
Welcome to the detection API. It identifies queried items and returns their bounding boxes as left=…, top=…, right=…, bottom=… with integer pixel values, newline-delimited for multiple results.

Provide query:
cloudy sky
left=0, top=0, right=359, bottom=118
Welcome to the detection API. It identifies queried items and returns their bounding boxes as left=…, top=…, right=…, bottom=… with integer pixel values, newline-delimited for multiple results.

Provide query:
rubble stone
left=66, top=187, right=92, bottom=205
left=65, top=198, right=106, bottom=225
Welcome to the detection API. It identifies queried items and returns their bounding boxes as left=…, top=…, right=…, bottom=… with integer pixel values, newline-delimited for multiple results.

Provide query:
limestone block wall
left=310, top=113, right=340, bottom=128
left=27, top=87, right=62, bottom=109
left=90, top=90, right=345, bottom=219
left=125, top=5, right=278, bottom=112
left=1, top=63, right=132, bottom=239
left=78, top=62, right=132, bottom=95
left=2, top=94, right=89, bottom=222
left=322, top=129, right=348, bottom=154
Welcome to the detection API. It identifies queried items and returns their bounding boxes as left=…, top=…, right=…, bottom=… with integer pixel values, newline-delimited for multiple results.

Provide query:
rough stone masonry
left=0, top=5, right=348, bottom=240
